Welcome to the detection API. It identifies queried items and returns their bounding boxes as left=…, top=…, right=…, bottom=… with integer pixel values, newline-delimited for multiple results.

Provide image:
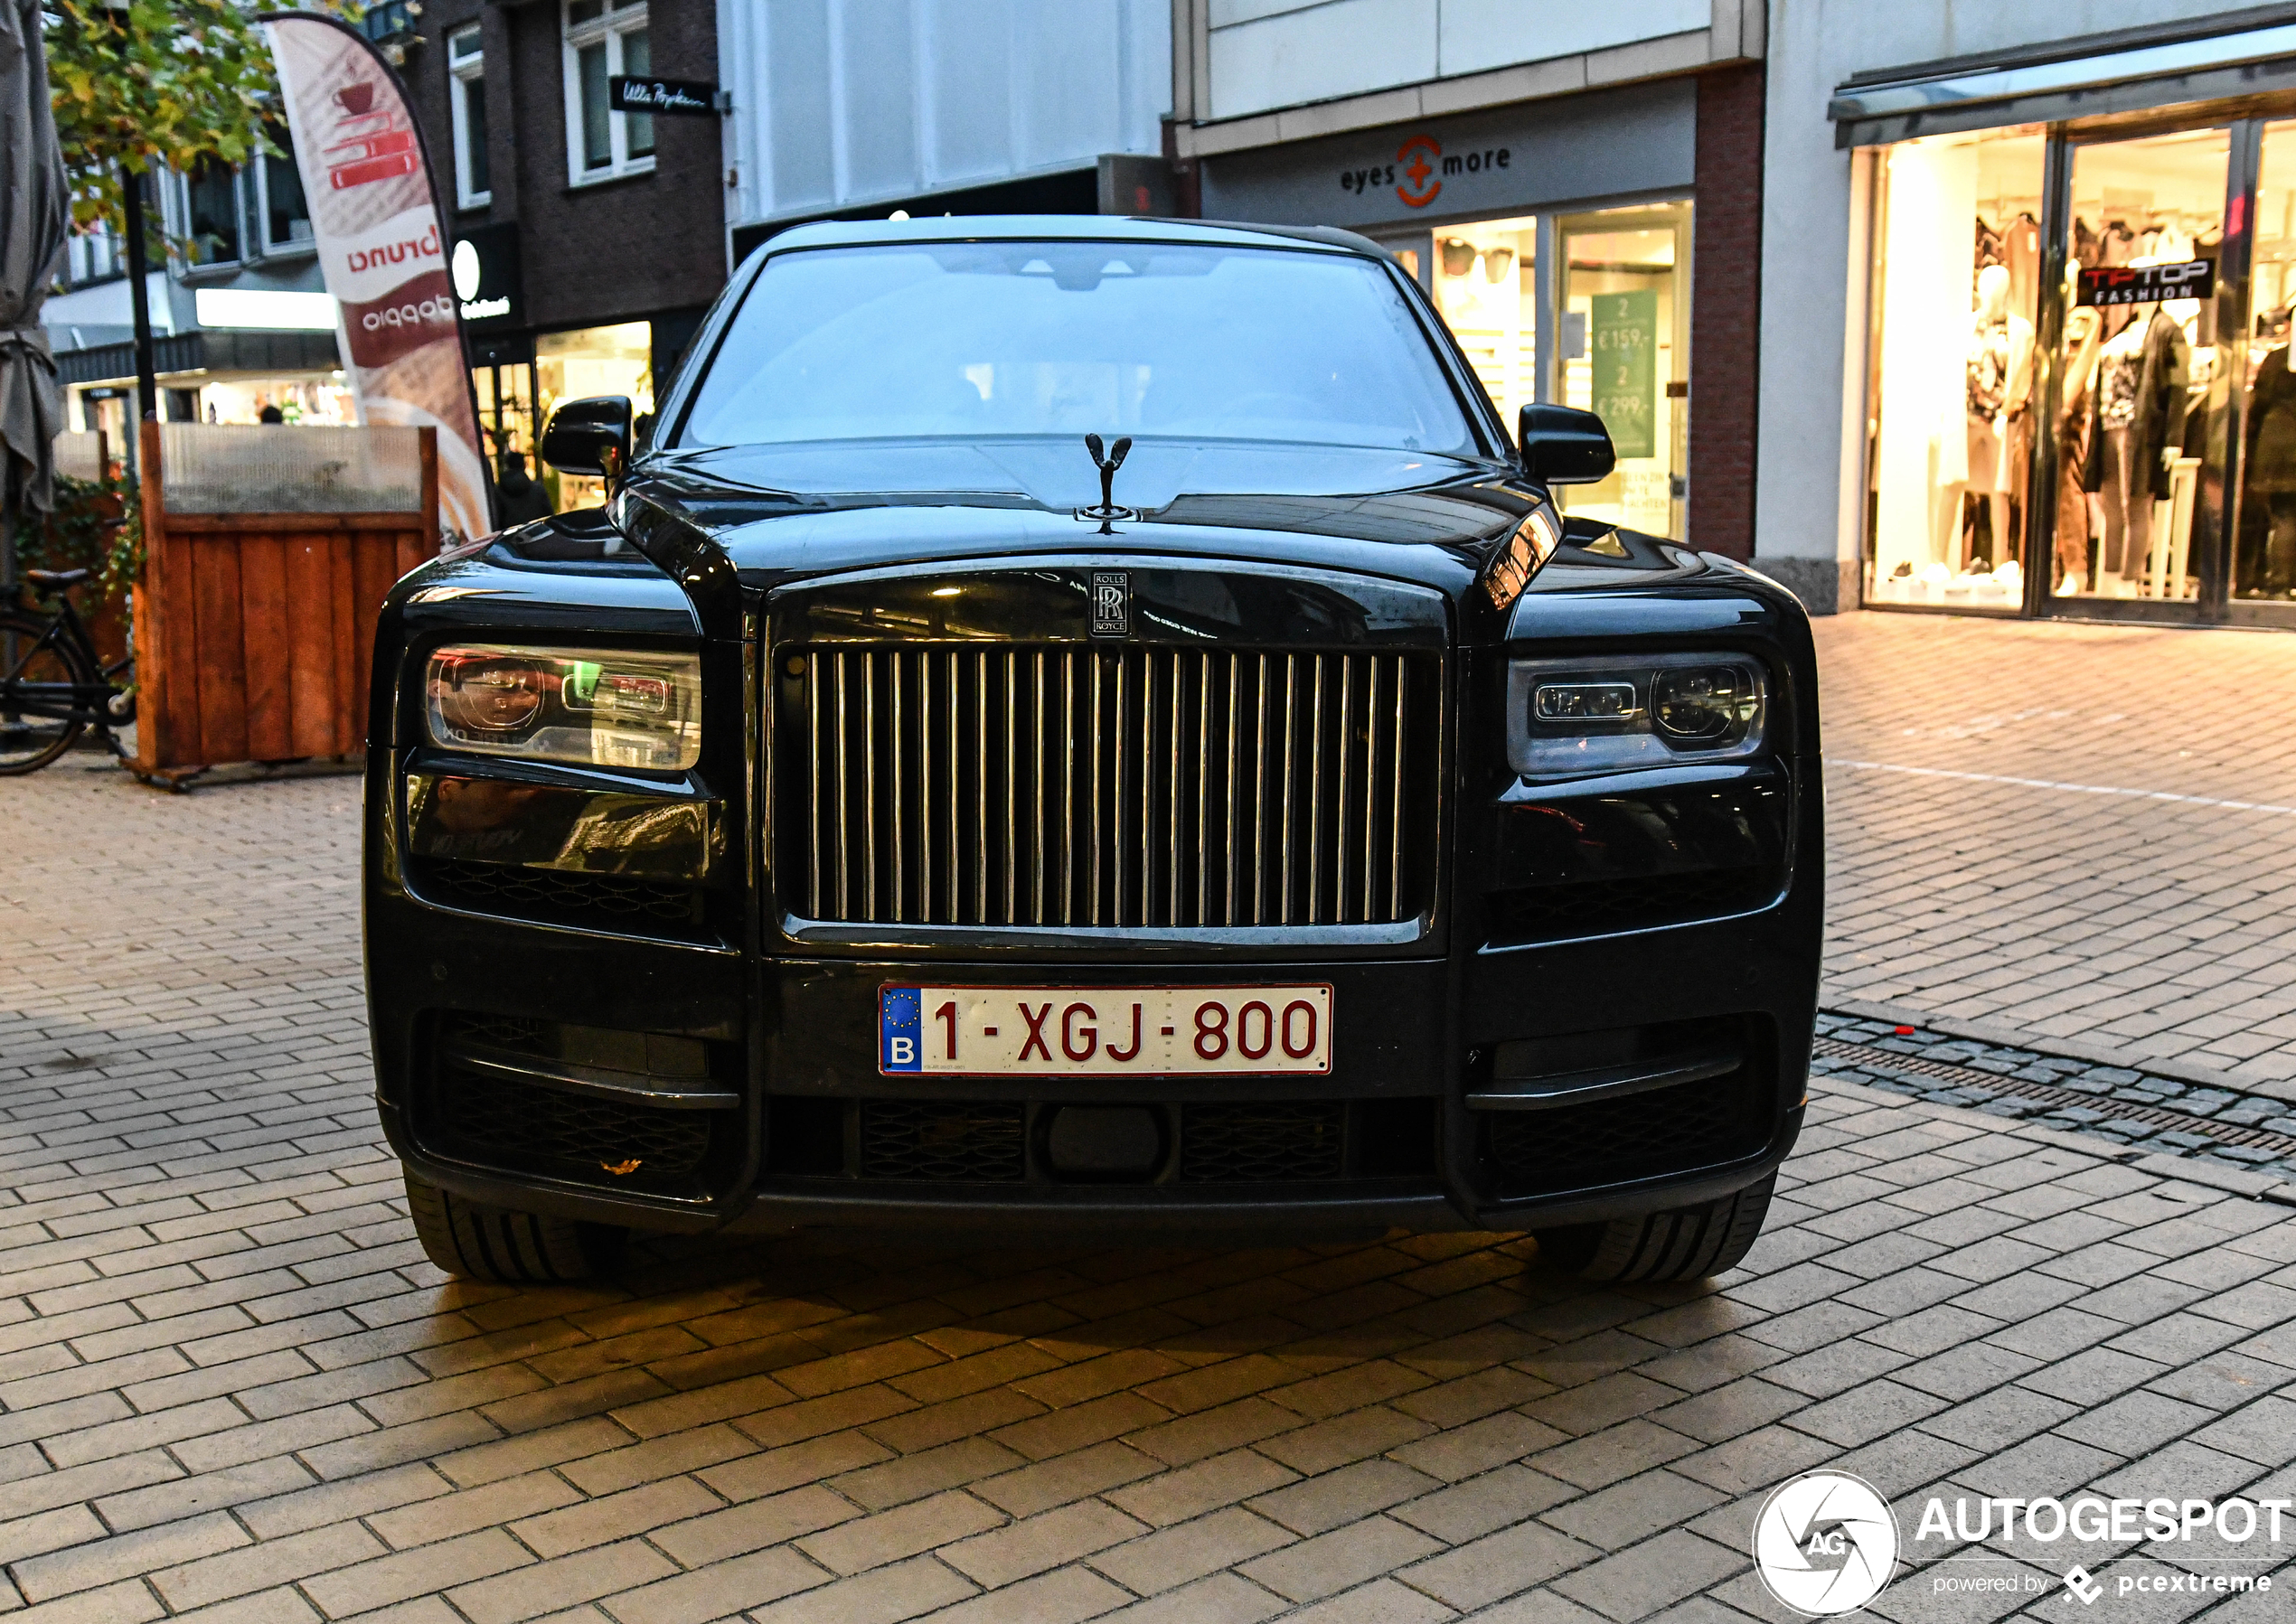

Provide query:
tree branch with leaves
left=45, top=0, right=287, bottom=233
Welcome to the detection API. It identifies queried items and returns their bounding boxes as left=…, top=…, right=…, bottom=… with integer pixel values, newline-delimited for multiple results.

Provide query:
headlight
left=424, top=644, right=701, bottom=770
left=1507, top=653, right=1765, bottom=779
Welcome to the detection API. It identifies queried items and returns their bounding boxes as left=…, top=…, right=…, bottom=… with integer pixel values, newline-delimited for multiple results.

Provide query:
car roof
left=749, top=214, right=1393, bottom=262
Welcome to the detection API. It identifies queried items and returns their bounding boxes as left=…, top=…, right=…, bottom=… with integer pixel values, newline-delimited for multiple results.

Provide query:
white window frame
left=561, top=0, right=654, bottom=185
left=449, top=23, right=492, bottom=210
left=251, top=133, right=317, bottom=258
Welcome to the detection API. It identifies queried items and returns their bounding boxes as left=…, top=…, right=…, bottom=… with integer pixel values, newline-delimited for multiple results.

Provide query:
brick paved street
left=7, top=612, right=2296, bottom=1621
left=1818, top=612, right=2296, bottom=1092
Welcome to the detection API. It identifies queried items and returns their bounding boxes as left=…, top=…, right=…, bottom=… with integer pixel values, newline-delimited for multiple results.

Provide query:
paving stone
left=1237, top=1513, right=1442, bottom=1602
left=1087, top=1506, right=1296, bottom=1595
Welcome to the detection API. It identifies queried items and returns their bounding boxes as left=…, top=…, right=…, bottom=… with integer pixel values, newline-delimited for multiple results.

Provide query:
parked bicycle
left=0, top=568, right=136, bottom=774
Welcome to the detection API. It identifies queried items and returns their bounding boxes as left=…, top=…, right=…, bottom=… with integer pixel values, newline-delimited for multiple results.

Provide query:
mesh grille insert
left=1181, top=1102, right=1345, bottom=1183
left=1484, top=1073, right=1767, bottom=1188
left=438, top=1064, right=714, bottom=1179
left=444, top=1013, right=544, bottom=1053
left=859, top=1101, right=1025, bottom=1182
left=421, top=859, right=700, bottom=928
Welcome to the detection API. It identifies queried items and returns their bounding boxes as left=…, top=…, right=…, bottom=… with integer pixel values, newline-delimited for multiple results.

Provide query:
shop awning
left=1831, top=5, right=2296, bottom=146
left=55, top=328, right=341, bottom=390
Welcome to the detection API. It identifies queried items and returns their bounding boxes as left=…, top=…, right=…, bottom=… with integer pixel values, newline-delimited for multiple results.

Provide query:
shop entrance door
left=2036, top=127, right=2235, bottom=619
left=2233, top=121, right=2296, bottom=617
left=1553, top=204, right=1691, bottom=540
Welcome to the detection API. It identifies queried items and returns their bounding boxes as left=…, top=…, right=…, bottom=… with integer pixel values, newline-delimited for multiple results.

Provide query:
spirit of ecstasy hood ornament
left=1077, top=433, right=1136, bottom=533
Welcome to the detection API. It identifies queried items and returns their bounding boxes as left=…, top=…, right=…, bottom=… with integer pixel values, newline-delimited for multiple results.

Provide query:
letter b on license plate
left=880, top=985, right=1332, bottom=1075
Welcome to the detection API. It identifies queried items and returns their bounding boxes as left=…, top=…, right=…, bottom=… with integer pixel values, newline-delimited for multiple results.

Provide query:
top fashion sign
left=2077, top=258, right=2215, bottom=306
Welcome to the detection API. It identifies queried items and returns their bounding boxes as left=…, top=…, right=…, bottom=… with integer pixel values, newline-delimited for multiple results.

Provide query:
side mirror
left=541, top=396, right=635, bottom=489
left=1517, top=403, right=1616, bottom=485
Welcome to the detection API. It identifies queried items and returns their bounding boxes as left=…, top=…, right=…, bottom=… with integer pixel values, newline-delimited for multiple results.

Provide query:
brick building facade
left=1688, top=63, right=1766, bottom=562
left=395, top=0, right=727, bottom=490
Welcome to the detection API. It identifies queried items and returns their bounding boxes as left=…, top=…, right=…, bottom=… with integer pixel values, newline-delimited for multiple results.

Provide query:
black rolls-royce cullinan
left=367, top=217, right=1821, bottom=1286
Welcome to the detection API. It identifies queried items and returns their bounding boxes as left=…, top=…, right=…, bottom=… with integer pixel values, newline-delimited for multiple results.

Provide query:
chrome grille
left=787, top=646, right=1433, bottom=929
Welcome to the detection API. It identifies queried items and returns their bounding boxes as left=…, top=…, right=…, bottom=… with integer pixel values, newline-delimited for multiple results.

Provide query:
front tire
left=1535, top=1173, right=1774, bottom=1282
left=404, top=1169, right=623, bottom=1283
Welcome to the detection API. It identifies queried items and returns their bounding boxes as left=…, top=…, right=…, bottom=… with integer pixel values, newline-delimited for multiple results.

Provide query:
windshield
left=675, top=240, right=1478, bottom=456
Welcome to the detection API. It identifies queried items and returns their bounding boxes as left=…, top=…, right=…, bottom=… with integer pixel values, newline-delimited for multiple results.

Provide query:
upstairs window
left=183, top=158, right=240, bottom=268
left=449, top=24, right=491, bottom=209
left=258, top=123, right=314, bottom=252
left=563, top=0, right=653, bottom=183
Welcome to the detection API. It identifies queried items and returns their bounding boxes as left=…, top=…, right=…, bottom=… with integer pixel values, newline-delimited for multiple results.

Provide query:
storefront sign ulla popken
left=608, top=75, right=720, bottom=117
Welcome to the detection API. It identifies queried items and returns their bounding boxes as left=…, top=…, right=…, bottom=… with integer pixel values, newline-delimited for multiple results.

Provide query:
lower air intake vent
left=439, top=1065, right=714, bottom=1178
left=859, top=1101, right=1025, bottom=1182
left=1181, top=1102, right=1345, bottom=1182
left=1490, top=868, right=1777, bottom=943
left=420, top=859, right=701, bottom=930
left=1484, top=1073, right=1766, bottom=1188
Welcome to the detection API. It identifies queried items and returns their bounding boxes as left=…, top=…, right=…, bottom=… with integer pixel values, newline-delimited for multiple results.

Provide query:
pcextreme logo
left=1755, top=1472, right=1900, bottom=1616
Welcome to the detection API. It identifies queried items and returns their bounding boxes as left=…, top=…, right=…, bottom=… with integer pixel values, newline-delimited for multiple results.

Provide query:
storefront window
left=1557, top=202, right=1691, bottom=538
left=474, top=362, right=539, bottom=468
left=197, top=378, right=355, bottom=425
left=1864, top=130, right=2045, bottom=608
left=2056, top=128, right=2225, bottom=604
left=537, top=321, right=652, bottom=506
left=1430, top=216, right=1537, bottom=429
left=2240, top=122, right=2296, bottom=603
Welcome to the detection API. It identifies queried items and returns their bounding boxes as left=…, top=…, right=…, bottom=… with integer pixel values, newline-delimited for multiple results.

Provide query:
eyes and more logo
left=1754, top=1472, right=1901, bottom=1617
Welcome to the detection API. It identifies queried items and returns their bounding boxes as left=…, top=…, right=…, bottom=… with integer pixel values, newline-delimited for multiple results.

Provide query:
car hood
left=626, top=437, right=1541, bottom=599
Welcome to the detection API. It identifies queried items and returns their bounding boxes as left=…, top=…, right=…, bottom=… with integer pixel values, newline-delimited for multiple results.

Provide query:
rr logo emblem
left=1090, top=570, right=1130, bottom=638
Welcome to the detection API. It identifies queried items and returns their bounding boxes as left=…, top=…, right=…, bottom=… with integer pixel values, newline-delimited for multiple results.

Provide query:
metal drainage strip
left=1810, top=1036, right=2296, bottom=1160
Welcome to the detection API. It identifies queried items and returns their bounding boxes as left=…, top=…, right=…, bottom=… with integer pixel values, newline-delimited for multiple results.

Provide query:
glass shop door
left=2232, top=120, right=2296, bottom=619
left=1553, top=203, right=1692, bottom=540
left=2035, top=125, right=2238, bottom=619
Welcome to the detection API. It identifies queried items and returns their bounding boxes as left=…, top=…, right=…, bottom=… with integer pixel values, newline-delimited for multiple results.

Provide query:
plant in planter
left=10, top=474, right=138, bottom=665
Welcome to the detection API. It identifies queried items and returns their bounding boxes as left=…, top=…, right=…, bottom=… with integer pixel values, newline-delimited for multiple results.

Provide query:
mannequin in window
left=2056, top=297, right=2104, bottom=593
left=1963, top=263, right=2033, bottom=569
left=2093, top=303, right=2155, bottom=589
left=2244, top=299, right=2296, bottom=598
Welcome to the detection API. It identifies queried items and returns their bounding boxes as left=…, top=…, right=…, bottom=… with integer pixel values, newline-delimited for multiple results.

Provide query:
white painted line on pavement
left=1823, top=757, right=2296, bottom=818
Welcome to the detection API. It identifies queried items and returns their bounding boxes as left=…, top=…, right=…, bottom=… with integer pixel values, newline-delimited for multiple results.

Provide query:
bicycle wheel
left=0, top=612, right=93, bottom=774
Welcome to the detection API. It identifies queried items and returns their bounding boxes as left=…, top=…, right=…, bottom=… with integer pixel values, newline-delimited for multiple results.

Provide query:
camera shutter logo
left=1753, top=1471, right=1900, bottom=1616
left=1090, top=571, right=1130, bottom=638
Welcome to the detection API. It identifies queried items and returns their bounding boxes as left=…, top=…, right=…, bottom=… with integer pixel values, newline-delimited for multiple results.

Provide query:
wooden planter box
left=130, top=420, right=438, bottom=774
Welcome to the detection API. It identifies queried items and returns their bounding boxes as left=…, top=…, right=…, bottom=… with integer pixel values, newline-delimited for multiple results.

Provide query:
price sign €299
left=880, top=985, right=1333, bottom=1076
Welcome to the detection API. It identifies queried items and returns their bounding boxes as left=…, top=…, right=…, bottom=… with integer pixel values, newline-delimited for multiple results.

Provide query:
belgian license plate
left=880, top=985, right=1333, bottom=1076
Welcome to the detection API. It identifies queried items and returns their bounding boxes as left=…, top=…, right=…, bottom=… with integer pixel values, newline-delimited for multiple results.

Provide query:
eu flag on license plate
left=880, top=986, right=923, bottom=1072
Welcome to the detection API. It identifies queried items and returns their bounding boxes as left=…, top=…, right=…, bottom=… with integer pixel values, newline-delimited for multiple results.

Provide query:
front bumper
left=367, top=869, right=1814, bottom=1239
